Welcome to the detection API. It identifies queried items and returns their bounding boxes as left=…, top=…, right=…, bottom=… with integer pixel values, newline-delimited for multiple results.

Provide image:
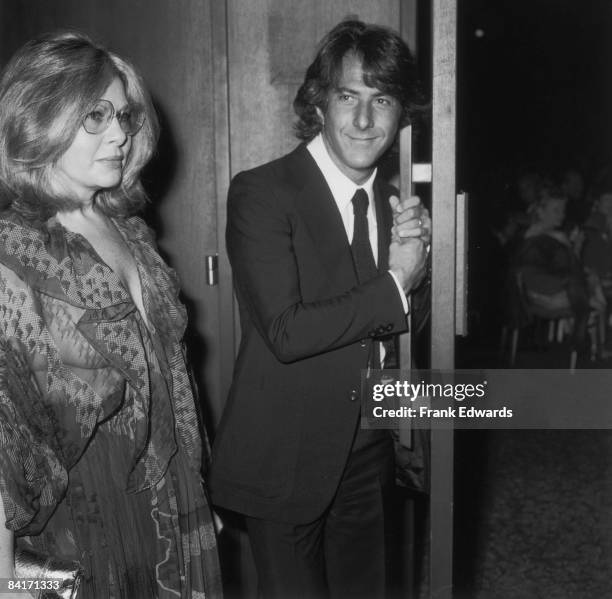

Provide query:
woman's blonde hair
left=0, top=30, right=159, bottom=220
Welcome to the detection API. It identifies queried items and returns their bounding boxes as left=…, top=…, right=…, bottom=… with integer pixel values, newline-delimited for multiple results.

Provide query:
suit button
left=349, top=389, right=359, bottom=401
left=385, top=323, right=393, bottom=332
left=360, top=339, right=367, bottom=347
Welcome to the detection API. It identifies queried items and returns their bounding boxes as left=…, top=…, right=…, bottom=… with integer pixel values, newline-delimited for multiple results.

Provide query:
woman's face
left=53, top=77, right=132, bottom=204
left=537, top=197, right=566, bottom=230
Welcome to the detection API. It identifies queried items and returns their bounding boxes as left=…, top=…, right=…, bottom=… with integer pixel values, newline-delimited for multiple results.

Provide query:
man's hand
left=389, top=237, right=428, bottom=293
left=389, top=195, right=431, bottom=247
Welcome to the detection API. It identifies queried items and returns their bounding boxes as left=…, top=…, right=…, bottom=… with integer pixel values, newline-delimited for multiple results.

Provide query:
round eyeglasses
left=82, top=99, right=145, bottom=136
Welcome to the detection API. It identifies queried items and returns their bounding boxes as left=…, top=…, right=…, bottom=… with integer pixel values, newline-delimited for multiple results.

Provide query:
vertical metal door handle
left=206, top=254, right=219, bottom=286
left=455, top=192, right=468, bottom=336
left=398, top=125, right=413, bottom=449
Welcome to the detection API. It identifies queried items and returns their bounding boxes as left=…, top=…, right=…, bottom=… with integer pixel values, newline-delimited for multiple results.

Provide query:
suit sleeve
left=226, top=171, right=407, bottom=363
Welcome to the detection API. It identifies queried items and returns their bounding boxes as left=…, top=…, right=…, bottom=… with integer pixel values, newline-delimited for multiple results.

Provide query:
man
left=210, top=19, right=430, bottom=599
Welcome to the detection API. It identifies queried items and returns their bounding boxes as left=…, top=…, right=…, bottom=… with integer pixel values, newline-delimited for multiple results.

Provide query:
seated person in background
left=515, top=183, right=592, bottom=351
left=561, top=165, right=590, bottom=229
left=582, top=183, right=612, bottom=339
left=496, top=167, right=544, bottom=256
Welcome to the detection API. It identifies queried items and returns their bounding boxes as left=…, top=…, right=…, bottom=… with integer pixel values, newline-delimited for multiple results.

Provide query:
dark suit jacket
left=209, top=144, right=408, bottom=524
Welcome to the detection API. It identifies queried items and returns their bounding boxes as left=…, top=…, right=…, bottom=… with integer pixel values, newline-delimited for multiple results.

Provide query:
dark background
left=450, top=0, right=612, bottom=349
left=458, top=0, right=611, bottom=188
left=453, top=4, right=612, bottom=597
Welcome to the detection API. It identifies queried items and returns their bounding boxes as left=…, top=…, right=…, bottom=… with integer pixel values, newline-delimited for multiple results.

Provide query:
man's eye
left=376, top=97, right=392, bottom=106
left=338, top=94, right=354, bottom=103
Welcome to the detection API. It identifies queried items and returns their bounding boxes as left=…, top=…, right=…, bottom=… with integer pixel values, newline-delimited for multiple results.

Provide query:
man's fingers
left=388, top=195, right=400, bottom=211
left=394, top=203, right=429, bottom=227
left=390, top=195, right=431, bottom=245
left=393, top=226, right=420, bottom=239
left=397, top=195, right=421, bottom=211
left=394, top=213, right=431, bottom=238
left=394, top=207, right=423, bottom=225
left=390, top=194, right=421, bottom=214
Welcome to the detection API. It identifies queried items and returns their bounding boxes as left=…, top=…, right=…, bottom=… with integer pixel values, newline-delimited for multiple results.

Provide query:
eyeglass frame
left=81, top=98, right=145, bottom=137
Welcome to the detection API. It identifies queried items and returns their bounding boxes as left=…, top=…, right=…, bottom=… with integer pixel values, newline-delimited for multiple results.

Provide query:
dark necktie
left=350, top=189, right=378, bottom=283
left=350, top=190, right=386, bottom=449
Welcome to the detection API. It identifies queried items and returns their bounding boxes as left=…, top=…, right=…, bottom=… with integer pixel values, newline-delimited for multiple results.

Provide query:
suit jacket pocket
left=213, top=381, right=304, bottom=502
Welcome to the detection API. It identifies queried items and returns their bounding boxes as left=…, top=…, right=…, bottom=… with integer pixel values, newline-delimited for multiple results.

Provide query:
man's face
left=316, top=53, right=402, bottom=185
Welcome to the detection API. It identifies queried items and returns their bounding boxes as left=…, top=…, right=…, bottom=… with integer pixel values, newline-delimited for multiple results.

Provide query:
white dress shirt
left=307, top=134, right=408, bottom=313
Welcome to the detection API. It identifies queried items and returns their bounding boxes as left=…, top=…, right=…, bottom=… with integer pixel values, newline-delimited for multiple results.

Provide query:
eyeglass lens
left=82, top=99, right=144, bottom=136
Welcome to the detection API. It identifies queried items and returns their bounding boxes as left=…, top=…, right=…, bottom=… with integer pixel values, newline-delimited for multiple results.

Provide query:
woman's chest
left=58, top=213, right=149, bottom=322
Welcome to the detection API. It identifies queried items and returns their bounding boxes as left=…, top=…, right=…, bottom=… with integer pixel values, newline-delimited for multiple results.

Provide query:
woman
left=0, top=32, right=221, bottom=598
left=582, top=183, right=612, bottom=347
left=583, top=186, right=612, bottom=282
left=514, top=184, right=591, bottom=350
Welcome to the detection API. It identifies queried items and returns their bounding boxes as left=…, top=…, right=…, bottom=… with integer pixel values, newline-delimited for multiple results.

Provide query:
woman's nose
left=105, top=114, right=129, bottom=146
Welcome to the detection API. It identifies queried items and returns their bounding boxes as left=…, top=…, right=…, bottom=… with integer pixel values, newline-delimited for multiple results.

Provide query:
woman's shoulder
left=0, top=210, right=52, bottom=271
left=0, top=210, right=98, bottom=300
left=0, top=208, right=45, bottom=233
left=117, top=214, right=157, bottom=245
left=522, top=228, right=566, bottom=247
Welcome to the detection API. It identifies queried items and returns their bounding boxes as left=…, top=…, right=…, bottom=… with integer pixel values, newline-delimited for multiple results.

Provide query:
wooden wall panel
left=227, top=0, right=401, bottom=174
left=0, top=0, right=224, bottom=423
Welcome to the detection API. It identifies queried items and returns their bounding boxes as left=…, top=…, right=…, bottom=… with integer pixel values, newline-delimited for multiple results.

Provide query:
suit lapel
left=288, top=146, right=358, bottom=290
left=285, top=146, right=395, bottom=286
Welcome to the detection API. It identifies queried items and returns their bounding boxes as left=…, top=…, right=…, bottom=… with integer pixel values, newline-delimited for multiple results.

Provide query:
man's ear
left=315, top=106, right=325, bottom=125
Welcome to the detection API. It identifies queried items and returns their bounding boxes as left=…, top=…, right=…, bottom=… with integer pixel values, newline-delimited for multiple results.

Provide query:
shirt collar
left=307, top=134, right=377, bottom=208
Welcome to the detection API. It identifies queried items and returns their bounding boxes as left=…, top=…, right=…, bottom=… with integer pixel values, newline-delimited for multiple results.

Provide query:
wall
left=226, top=0, right=402, bottom=173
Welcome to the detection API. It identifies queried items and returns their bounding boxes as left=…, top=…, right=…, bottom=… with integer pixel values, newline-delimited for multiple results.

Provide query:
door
left=428, top=1, right=457, bottom=597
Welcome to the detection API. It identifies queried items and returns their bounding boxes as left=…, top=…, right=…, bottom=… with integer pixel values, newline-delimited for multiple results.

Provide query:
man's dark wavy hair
left=293, top=20, right=424, bottom=142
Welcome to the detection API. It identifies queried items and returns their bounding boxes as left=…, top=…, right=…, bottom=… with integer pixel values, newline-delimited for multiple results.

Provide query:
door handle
left=455, top=192, right=468, bottom=336
left=206, top=254, right=219, bottom=286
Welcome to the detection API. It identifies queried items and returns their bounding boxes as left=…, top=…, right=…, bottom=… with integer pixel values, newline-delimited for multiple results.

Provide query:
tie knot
left=351, top=189, right=369, bottom=217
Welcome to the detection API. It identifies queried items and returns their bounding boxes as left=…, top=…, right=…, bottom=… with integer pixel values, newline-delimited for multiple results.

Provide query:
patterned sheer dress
left=0, top=210, right=222, bottom=598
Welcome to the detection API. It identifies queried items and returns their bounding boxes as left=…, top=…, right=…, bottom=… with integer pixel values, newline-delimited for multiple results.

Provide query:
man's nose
left=353, top=101, right=373, bottom=130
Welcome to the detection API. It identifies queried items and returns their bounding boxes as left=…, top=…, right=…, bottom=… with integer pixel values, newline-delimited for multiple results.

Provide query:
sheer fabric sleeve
left=0, top=337, right=68, bottom=535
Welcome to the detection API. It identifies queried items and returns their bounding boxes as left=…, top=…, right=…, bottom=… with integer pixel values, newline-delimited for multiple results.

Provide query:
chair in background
left=499, top=269, right=602, bottom=368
